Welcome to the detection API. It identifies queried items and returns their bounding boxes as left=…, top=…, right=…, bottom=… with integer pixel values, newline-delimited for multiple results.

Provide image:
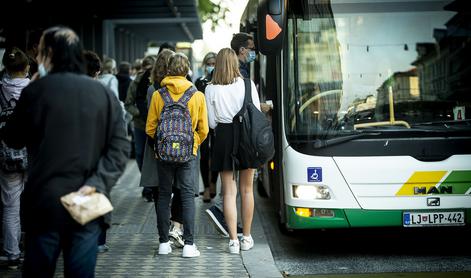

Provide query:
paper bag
left=60, top=192, right=113, bottom=225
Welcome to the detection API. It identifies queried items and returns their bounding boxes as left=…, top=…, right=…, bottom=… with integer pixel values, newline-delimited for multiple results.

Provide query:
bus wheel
left=278, top=220, right=294, bottom=236
left=277, top=206, right=294, bottom=235
left=256, top=166, right=269, bottom=198
left=257, top=176, right=269, bottom=198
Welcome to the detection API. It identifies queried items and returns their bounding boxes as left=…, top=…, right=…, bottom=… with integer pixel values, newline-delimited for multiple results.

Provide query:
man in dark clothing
left=116, top=62, right=132, bottom=102
left=1, top=26, right=129, bottom=277
left=230, top=32, right=256, bottom=78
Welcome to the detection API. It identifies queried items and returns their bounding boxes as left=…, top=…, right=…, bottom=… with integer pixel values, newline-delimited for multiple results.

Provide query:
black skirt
left=211, top=123, right=240, bottom=172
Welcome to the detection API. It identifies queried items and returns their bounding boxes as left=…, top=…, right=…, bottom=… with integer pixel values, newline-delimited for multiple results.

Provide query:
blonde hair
left=211, top=48, right=241, bottom=85
left=167, top=53, right=190, bottom=77
left=151, top=49, right=175, bottom=86
left=201, top=51, right=216, bottom=67
left=102, top=58, right=116, bottom=74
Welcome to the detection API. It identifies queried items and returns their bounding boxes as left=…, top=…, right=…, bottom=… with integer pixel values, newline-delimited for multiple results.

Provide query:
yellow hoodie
left=146, top=76, right=209, bottom=155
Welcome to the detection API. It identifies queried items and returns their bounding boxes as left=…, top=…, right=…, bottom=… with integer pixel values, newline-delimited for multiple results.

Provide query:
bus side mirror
left=257, top=0, right=286, bottom=55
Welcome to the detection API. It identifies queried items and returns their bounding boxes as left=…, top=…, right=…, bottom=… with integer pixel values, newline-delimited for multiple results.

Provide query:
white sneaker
left=228, top=239, right=240, bottom=254
left=169, top=226, right=184, bottom=248
left=182, top=244, right=200, bottom=258
left=240, top=235, right=254, bottom=251
left=158, top=242, right=172, bottom=255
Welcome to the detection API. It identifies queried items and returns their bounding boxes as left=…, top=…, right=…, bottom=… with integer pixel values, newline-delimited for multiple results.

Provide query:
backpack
left=154, top=86, right=196, bottom=163
left=0, top=85, right=28, bottom=172
left=232, top=78, right=275, bottom=169
left=135, top=69, right=151, bottom=121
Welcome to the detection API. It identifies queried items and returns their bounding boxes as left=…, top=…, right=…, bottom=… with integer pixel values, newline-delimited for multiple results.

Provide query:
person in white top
left=205, top=48, right=260, bottom=254
left=98, top=58, right=119, bottom=98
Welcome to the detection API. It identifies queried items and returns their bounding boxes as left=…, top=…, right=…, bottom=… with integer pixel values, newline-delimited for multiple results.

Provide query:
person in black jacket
left=1, top=26, right=129, bottom=277
left=195, top=52, right=217, bottom=202
left=116, top=62, right=132, bottom=102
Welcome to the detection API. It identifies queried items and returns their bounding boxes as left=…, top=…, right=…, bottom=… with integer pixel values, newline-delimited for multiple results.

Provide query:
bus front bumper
left=285, top=206, right=471, bottom=229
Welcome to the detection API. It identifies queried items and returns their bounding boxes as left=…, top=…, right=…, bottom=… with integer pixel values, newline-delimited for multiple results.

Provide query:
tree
left=198, top=0, right=230, bottom=30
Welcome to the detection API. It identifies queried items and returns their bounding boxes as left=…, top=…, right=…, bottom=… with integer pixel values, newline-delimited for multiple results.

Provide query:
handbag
left=60, top=191, right=113, bottom=225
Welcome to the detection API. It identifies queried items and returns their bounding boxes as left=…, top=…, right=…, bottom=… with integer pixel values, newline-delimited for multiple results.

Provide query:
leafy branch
left=198, top=0, right=231, bottom=30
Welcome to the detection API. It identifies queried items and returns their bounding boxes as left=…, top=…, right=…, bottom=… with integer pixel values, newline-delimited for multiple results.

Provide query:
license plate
left=403, top=211, right=465, bottom=227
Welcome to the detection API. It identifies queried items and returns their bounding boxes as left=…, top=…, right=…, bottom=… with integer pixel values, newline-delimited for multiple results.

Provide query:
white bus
left=242, top=0, right=471, bottom=231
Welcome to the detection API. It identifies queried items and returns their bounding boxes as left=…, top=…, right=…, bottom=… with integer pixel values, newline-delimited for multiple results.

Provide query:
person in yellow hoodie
left=146, top=53, right=208, bottom=258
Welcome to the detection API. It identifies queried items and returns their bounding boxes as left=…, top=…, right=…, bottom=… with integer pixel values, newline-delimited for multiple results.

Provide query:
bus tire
left=278, top=220, right=294, bottom=236
left=257, top=176, right=269, bottom=198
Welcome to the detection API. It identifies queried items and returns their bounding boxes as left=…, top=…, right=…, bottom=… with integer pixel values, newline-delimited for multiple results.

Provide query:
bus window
left=284, top=0, right=470, bottom=140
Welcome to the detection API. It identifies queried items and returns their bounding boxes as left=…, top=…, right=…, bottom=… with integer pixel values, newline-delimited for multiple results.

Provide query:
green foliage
left=198, top=0, right=230, bottom=30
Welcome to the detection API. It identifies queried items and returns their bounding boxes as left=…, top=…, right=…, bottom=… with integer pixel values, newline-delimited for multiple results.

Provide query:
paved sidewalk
left=1, top=160, right=281, bottom=277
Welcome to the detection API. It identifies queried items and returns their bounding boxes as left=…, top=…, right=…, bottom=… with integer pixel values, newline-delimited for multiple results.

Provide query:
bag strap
left=178, top=86, right=197, bottom=106
left=159, top=86, right=197, bottom=107
left=230, top=78, right=252, bottom=179
left=158, top=87, right=172, bottom=106
left=243, top=78, right=253, bottom=106
left=0, top=85, right=8, bottom=110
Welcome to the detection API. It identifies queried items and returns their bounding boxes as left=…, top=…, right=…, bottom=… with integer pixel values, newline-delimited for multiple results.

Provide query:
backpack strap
left=178, top=86, right=197, bottom=106
left=243, top=78, right=253, bottom=105
left=231, top=78, right=252, bottom=179
left=159, top=86, right=197, bottom=106
left=158, top=87, right=173, bottom=106
left=0, top=85, right=8, bottom=110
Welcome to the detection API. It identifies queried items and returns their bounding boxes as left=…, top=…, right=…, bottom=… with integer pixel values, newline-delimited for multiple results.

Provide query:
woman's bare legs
left=221, top=171, right=238, bottom=240
left=239, top=169, right=255, bottom=237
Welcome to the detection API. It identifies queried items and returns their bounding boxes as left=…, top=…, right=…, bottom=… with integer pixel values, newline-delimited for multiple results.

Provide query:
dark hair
left=151, top=49, right=174, bottom=85
left=41, top=26, right=85, bottom=74
left=83, top=50, right=101, bottom=77
left=2, top=47, right=29, bottom=73
left=118, top=62, right=131, bottom=75
left=142, top=55, right=156, bottom=69
left=132, top=59, right=142, bottom=71
left=158, top=42, right=176, bottom=54
left=230, top=32, right=254, bottom=55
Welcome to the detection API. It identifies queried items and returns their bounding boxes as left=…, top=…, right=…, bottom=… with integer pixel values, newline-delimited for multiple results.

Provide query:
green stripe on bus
left=345, top=210, right=402, bottom=227
left=439, top=170, right=471, bottom=194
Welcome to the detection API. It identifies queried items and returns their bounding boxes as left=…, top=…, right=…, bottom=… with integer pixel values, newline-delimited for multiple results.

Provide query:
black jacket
left=116, top=73, right=132, bottom=102
left=2, top=72, right=129, bottom=232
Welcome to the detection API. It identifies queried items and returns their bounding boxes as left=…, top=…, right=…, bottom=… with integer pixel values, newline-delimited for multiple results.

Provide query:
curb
left=241, top=202, right=282, bottom=278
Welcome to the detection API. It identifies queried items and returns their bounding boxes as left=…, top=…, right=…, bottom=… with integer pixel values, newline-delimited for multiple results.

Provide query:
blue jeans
left=23, top=220, right=101, bottom=278
left=157, top=157, right=197, bottom=245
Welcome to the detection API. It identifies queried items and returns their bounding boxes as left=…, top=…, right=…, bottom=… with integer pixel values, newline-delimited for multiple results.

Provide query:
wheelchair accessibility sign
left=307, top=167, right=322, bottom=182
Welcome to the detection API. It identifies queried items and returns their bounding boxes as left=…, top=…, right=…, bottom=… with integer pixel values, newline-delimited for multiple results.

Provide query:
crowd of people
left=0, top=26, right=265, bottom=276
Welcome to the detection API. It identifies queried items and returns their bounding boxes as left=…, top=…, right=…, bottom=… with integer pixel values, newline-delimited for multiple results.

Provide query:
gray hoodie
left=1, top=74, right=30, bottom=101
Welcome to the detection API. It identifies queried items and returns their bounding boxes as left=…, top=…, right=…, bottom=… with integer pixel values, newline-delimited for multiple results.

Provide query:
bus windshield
left=285, top=0, right=470, bottom=139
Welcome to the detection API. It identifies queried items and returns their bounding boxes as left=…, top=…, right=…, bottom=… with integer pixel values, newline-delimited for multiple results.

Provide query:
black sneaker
left=142, top=187, right=153, bottom=202
left=5, top=258, right=21, bottom=270
left=205, top=206, right=229, bottom=237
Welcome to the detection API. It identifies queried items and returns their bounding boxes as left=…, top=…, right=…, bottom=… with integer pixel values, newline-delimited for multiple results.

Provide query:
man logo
left=414, top=186, right=452, bottom=195
left=427, top=197, right=440, bottom=206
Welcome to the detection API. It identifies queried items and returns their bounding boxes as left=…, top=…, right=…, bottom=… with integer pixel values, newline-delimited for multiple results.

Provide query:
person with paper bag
left=0, top=26, right=129, bottom=277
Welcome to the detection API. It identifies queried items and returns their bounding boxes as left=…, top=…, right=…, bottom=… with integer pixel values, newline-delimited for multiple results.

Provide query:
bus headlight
left=292, top=184, right=331, bottom=200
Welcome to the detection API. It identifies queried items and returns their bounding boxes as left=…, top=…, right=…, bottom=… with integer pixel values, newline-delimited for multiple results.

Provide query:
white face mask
left=206, top=66, right=215, bottom=74
left=38, top=63, right=48, bottom=78
left=246, top=50, right=256, bottom=63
